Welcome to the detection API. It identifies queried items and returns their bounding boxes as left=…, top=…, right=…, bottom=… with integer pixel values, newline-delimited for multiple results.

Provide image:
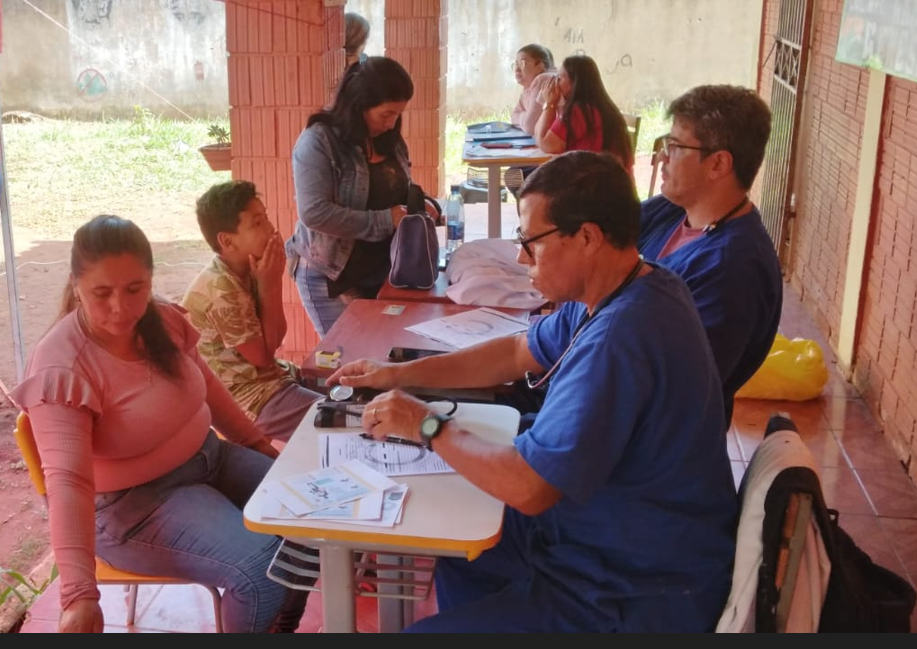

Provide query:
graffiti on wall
left=609, top=54, right=633, bottom=74
left=169, top=0, right=208, bottom=26
left=72, top=0, right=112, bottom=26
left=556, top=22, right=633, bottom=76
left=76, top=68, right=108, bottom=100
left=563, top=28, right=585, bottom=44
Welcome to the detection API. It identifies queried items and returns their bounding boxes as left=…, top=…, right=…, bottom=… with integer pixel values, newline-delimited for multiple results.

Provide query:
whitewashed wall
left=0, top=0, right=761, bottom=119
left=349, top=0, right=764, bottom=115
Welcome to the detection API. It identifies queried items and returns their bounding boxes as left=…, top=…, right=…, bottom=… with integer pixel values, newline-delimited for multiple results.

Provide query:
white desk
left=243, top=400, right=520, bottom=633
left=462, top=142, right=552, bottom=238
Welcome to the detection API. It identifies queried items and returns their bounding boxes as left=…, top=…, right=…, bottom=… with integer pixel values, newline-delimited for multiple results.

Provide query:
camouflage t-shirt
left=181, top=256, right=297, bottom=420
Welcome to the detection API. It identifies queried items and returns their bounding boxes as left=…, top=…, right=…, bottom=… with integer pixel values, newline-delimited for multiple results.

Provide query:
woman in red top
left=534, top=55, right=634, bottom=174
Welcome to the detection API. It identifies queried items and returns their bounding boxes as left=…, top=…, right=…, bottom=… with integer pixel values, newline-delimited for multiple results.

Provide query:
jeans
left=291, top=257, right=348, bottom=338
left=93, top=431, right=310, bottom=633
left=255, top=382, right=322, bottom=442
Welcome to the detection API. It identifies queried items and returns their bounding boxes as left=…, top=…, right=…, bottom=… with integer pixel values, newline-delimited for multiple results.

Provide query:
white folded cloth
left=445, top=238, right=547, bottom=310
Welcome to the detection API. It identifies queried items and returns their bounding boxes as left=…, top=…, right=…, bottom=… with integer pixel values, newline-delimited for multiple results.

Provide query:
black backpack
left=757, top=465, right=916, bottom=632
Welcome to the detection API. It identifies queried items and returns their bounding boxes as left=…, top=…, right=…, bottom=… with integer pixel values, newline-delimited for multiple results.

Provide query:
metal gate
left=758, top=0, right=813, bottom=266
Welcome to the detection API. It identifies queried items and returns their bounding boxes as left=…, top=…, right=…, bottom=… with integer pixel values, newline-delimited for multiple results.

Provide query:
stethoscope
left=524, top=255, right=645, bottom=390
left=702, top=196, right=748, bottom=235
left=328, top=385, right=355, bottom=402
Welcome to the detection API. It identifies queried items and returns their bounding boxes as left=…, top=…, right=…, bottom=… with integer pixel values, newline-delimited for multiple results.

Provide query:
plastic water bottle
left=445, top=184, right=465, bottom=254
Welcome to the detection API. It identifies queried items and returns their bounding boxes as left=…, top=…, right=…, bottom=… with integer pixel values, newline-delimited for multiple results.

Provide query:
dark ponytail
left=64, top=214, right=182, bottom=378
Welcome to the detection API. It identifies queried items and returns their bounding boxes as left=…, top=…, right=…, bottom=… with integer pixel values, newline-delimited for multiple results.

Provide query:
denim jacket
left=286, top=122, right=412, bottom=281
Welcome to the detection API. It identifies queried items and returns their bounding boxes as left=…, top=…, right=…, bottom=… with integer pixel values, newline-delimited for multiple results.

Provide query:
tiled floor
left=16, top=200, right=917, bottom=632
left=19, top=574, right=438, bottom=633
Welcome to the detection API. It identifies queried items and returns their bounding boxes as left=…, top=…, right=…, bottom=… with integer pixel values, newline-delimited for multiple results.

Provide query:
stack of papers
left=260, top=459, right=408, bottom=527
left=465, top=122, right=530, bottom=141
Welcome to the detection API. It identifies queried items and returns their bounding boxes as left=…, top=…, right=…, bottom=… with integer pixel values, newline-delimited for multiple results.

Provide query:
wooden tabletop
left=462, top=141, right=553, bottom=166
left=300, top=299, right=531, bottom=386
left=376, top=270, right=452, bottom=304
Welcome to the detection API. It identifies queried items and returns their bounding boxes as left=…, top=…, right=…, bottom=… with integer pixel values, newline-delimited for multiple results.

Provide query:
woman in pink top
left=534, top=54, right=634, bottom=173
left=510, top=43, right=557, bottom=135
left=11, top=215, right=312, bottom=633
left=506, top=44, right=557, bottom=197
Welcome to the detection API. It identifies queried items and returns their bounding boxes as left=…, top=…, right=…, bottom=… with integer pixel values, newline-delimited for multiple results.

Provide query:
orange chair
left=13, top=411, right=224, bottom=632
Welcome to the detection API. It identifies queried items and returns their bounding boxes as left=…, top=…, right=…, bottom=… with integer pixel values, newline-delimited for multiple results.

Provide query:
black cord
left=318, top=395, right=458, bottom=419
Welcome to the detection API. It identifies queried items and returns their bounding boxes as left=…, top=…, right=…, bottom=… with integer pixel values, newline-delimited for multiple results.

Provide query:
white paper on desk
left=405, top=307, right=530, bottom=349
left=266, top=459, right=397, bottom=515
left=301, top=489, right=384, bottom=521
left=341, top=484, right=409, bottom=527
left=260, top=489, right=382, bottom=521
left=320, top=433, right=455, bottom=476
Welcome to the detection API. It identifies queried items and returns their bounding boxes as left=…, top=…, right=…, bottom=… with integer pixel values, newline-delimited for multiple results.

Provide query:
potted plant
left=199, top=123, right=232, bottom=171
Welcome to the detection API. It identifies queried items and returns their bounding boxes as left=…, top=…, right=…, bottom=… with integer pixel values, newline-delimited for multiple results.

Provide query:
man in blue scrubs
left=639, top=84, right=783, bottom=428
left=328, top=151, right=737, bottom=632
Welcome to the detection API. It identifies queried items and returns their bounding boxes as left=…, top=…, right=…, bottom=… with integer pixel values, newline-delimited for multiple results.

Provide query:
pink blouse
left=11, top=303, right=261, bottom=610
left=511, top=72, right=557, bottom=135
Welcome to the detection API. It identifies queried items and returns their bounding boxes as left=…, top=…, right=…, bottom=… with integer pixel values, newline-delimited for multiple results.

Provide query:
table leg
left=319, top=545, right=357, bottom=633
left=376, top=554, right=413, bottom=633
left=487, top=165, right=502, bottom=238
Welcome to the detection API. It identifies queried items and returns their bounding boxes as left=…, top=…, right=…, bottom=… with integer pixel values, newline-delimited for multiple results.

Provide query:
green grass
left=3, top=102, right=671, bottom=237
left=634, top=98, right=671, bottom=155
left=1, top=564, right=57, bottom=607
left=3, top=108, right=231, bottom=238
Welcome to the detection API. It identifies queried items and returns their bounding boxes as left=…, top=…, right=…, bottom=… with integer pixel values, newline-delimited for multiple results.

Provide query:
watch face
left=421, top=416, right=441, bottom=436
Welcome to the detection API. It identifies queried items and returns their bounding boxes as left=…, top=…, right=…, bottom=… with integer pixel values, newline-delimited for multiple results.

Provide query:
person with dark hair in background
left=534, top=54, right=634, bottom=173
left=327, top=151, right=737, bottom=632
left=639, top=84, right=782, bottom=428
left=286, top=56, right=439, bottom=336
left=344, top=12, right=370, bottom=69
left=11, top=215, right=312, bottom=633
left=183, top=180, right=322, bottom=445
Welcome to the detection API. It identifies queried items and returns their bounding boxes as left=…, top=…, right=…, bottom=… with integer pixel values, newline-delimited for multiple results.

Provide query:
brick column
left=225, top=0, right=342, bottom=360
left=384, top=0, right=446, bottom=198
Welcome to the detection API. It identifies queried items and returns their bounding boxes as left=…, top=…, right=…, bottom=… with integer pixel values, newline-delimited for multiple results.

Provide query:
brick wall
left=854, top=76, right=917, bottom=473
left=226, top=0, right=336, bottom=363
left=225, top=0, right=446, bottom=364
left=762, top=0, right=917, bottom=478
left=384, top=0, right=446, bottom=196
left=784, top=0, right=866, bottom=344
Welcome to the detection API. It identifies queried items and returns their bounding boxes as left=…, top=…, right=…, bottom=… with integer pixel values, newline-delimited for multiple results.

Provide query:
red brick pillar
left=225, top=0, right=343, bottom=361
left=384, top=0, right=446, bottom=198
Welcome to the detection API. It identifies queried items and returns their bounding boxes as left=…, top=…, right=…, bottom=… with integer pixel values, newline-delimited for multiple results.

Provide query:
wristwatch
left=419, top=413, right=452, bottom=451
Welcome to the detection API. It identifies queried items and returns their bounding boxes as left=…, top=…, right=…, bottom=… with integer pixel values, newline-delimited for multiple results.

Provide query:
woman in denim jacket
left=287, top=57, right=432, bottom=336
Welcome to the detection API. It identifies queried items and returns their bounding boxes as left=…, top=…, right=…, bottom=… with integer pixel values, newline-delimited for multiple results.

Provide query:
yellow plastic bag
left=736, top=334, right=829, bottom=401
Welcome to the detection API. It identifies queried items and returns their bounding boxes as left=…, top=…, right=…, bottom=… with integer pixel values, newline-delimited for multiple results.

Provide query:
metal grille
left=758, top=0, right=813, bottom=266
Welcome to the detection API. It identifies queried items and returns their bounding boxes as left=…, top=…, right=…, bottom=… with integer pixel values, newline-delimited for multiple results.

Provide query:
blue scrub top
left=639, top=195, right=783, bottom=423
left=515, top=266, right=737, bottom=601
